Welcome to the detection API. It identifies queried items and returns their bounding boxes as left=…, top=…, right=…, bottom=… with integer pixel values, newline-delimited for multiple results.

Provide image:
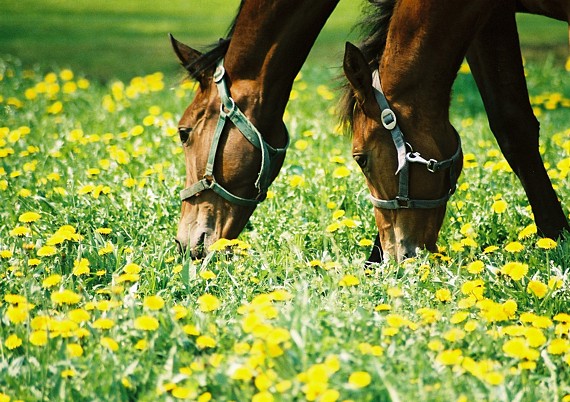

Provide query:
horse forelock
left=338, top=0, right=397, bottom=136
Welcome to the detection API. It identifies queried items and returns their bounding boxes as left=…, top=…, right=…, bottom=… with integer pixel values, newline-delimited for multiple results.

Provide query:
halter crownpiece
left=179, top=59, right=289, bottom=207
left=368, top=70, right=462, bottom=210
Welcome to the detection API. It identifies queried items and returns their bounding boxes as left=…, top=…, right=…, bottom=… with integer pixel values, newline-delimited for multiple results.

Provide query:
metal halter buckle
left=381, top=108, right=397, bottom=130
left=396, top=196, right=410, bottom=208
left=213, top=65, right=225, bottom=83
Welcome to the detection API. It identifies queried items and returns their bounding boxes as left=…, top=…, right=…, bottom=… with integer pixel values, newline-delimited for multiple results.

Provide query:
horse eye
left=353, top=154, right=368, bottom=169
left=179, top=127, right=192, bottom=143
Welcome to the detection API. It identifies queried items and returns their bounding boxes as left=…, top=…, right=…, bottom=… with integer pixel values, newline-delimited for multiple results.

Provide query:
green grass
left=1, top=47, right=570, bottom=401
left=1, top=1, right=567, bottom=81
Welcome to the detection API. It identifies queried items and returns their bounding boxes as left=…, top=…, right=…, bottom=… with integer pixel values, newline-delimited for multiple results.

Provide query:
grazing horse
left=171, top=0, right=339, bottom=258
left=341, top=0, right=569, bottom=261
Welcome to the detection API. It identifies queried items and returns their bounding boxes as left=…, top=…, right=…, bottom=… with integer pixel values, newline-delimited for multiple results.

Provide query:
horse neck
left=222, top=0, right=338, bottom=124
left=380, top=1, right=493, bottom=142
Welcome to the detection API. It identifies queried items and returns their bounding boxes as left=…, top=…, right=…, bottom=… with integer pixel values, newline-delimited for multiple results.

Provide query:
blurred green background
left=1, top=0, right=568, bottom=81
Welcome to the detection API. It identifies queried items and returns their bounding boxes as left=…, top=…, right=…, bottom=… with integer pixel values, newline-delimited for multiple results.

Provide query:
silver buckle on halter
left=213, top=65, right=225, bottom=83
left=396, top=196, right=410, bottom=208
left=381, top=108, right=397, bottom=130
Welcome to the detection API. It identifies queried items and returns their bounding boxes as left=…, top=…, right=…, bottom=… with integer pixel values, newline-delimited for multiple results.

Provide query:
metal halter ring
left=220, top=97, right=236, bottom=114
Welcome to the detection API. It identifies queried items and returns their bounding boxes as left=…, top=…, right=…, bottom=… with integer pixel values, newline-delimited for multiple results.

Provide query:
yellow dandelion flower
left=527, top=280, right=549, bottom=298
left=143, top=295, right=165, bottom=311
left=501, top=262, right=528, bottom=281
left=436, top=349, right=463, bottom=366
left=18, top=211, right=41, bottom=223
left=491, top=199, right=508, bottom=214
left=443, top=328, right=466, bottom=342
left=68, top=308, right=90, bottom=323
left=435, top=288, right=452, bottom=302
left=200, top=270, right=217, bottom=280
left=483, top=245, right=499, bottom=254
left=332, top=166, right=351, bottom=178
left=375, top=303, right=391, bottom=312
left=339, top=274, right=359, bottom=287
left=547, top=338, right=570, bottom=355
left=484, top=372, right=504, bottom=385
left=467, top=260, right=485, bottom=274
left=67, top=343, right=84, bottom=357
left=92, top=318, right=115, bottom=330
left=123, top=262, right=142, bottom=274
left=289, top=174, right=305, bottom=187
left=196, top=335, right=216, bottom=349
left=503, top=338, right=531, bottom=359
left=42, top=274, right=62, bottom=288
left=358, top=238, right=374, bottom=247
left=51, top=289, right=81, bottom=305
left=348, top=371, right=371, bottom=388
left=387, top=287, right=403, bottom=298
left=171, top=305, right=188, bottom=320
left=536, top=238, right=557, bottom=249
left=197, top=293, right=221, bottom=312
left=428, top=340, right=444, bottom=351
left=29, top=330, right=48, bottom=346
left=450, top=311, right=469, bottom=324
left=518, top=224, right=537, bottom=239
left=134, top=315, right=159, bottom=331
left=100, top=336, right=119, bottom=352
left=98, top=242, right=114, bottom=255
left=61, top=369, right=76, bottom=378
left=47, top=101, right=63, bottom=114
left=294, top=139, right=309, bottom=151
left=9, top=226, right=31, bottom=236
left=504, top=241, right=525, bottom=253
left=5, top=334, right=22, bottom=350
left=72, top=258, right=90, bottom=276
left=135, top=339, right=148, bottom=350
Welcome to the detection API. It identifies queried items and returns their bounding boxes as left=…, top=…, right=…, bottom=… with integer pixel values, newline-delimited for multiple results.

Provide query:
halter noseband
left=180, top=59, right=289, bottom=207
left=368, top=70, right=462, bottom=209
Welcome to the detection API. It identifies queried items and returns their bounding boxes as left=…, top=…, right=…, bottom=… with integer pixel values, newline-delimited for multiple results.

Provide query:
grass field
left=1, top=2, right=570, bottom=401
left=1, top=41, right=570, bottom=400
left=1, top=0, right=568, bottom=80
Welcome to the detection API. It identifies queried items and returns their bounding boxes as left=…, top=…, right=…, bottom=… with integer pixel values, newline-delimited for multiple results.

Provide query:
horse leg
left=466, top=1, right=569, bottom=239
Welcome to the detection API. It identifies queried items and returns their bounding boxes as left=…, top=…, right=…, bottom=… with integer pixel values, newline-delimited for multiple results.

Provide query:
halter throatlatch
left=368, top=70, right=462, bottom=209
left=180, top=59, right=289, bottom=207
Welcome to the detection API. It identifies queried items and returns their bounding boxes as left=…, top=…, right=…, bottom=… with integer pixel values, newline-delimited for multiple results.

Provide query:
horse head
left=343, top=42, right=463, bottom=261
left=171, top=35, right=287, bottom=258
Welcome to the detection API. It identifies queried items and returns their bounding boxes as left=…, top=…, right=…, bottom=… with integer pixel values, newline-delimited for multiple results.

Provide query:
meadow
left=2, top=1, right=570, bottom=400
left=1, top=48, right=570, bottom=401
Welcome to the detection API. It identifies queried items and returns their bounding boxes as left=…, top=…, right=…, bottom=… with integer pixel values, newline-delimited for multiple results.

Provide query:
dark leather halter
left=368, top=70, right=462, bottom=209
left=179, top=59, right=289, bottom=207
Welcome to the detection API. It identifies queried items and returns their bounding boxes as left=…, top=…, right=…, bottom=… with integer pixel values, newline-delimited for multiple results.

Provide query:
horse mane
left=185, top=1, right=245, bottom=81
left=338, top=0, right=397, bottom=134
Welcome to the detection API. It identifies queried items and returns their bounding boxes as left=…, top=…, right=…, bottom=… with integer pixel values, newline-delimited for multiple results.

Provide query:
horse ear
left=169, top=34, right=202, bottom=68
left=343, top=42, right=376, bottom=113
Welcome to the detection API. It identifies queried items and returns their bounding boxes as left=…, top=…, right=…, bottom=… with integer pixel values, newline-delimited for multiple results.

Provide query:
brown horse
left=171, top=0, right=338, bottom=258
left=342, top=0, right=569, bottom=261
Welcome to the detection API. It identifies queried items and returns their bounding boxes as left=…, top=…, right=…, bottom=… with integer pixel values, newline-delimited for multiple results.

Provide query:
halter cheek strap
left=179, top=59, right=289, bottom=207
left=368, top=70, right=462, bottom=210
